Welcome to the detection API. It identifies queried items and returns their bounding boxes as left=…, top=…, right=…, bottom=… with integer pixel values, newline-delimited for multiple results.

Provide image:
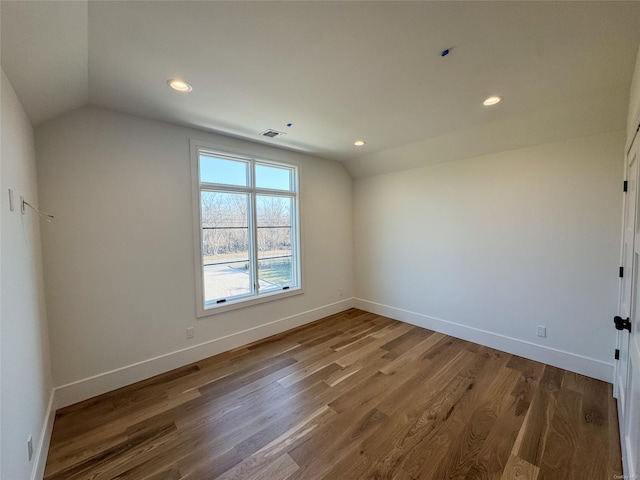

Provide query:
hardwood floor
left=44, top=309, right=622, bottom=480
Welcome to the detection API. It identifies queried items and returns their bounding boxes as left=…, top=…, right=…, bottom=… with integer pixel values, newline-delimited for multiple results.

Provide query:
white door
left=618, top=132, right=640, bottom=477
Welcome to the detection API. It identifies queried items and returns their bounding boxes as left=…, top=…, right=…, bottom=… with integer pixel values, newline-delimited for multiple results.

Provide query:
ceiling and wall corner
left=0, top=0, right=88, bottom=126
left=2, top=1, right=640, bottom=177
left=347, top=88, right=629, bottom=178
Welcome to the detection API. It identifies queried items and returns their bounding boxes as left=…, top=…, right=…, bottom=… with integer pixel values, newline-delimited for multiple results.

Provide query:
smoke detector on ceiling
left=261, top=129, right=286, bottom=138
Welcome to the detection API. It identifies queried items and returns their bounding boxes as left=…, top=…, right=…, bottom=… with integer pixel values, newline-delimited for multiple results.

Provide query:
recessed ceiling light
left=167, top=79, right=192, bottom=92
left=483, top=96, right=501, bottom=106
left=354, top=140, right=366, bottom=146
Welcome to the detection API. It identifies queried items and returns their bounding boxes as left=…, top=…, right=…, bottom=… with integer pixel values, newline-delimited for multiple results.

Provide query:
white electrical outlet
left=8, top=189, right=14, bottom=211
left=186, top=327, right=194, bottom=339
left=339, top=288, right=343, bottom=297
left=537, top=325, right=546, bottom=338
left=27, top=435, right=33, bottom=461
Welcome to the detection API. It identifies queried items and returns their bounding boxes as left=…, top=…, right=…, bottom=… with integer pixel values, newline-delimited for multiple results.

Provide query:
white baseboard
left=54, top=298, right=354, bottom=409
left=354, top=298, right=613, bottom=383
left=31, top=389, right=55, bottom=480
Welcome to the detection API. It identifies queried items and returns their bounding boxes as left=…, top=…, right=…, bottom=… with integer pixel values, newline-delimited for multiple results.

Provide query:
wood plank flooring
left=43, top=309, right=622, bottom=480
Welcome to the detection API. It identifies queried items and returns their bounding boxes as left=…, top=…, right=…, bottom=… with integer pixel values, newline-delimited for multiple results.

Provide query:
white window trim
left=190, top=139, right=303, bottom=317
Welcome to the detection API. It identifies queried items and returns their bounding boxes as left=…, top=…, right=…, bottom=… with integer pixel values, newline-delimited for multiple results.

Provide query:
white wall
left=1, top=70, right=54, bottom=480
left=628, top=45, right=640, bottom=147
left=354, top=130, right=624, bottom=381
left=35, top=106, right=353, bottom=404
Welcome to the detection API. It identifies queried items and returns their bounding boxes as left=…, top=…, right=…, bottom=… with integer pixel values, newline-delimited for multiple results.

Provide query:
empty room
left=3, top=1, right=640, bottom=479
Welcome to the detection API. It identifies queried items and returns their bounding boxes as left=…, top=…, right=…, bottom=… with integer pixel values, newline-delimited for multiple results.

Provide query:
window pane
left=258, top=256, right=293, bottom=292
left=256, top=195, right=291, bottom=227
left=255, top=164, right=293, bottom=191
left=204, top=261, right=251, bottom=303
left=256, top=195, right=293, bottom=290
left=200, top=154, right=248, bottom=186
left=201, top=191, right=251, bottom=302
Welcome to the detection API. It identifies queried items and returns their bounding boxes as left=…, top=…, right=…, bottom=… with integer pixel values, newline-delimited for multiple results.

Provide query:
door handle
left=614, top=316, right=632, bottom=332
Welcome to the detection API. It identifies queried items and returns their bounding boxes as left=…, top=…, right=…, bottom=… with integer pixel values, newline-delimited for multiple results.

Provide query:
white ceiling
left=2, top=1, right=640, bottom=177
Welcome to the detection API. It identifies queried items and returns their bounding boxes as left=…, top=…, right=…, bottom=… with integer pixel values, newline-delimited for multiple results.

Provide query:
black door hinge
left=614, top=316, right=632, bottom=332
left=624, top=180, right=628, bottom=192
left=615, top=349, right=620, bottom=360
left=620, top=266, right=624, bottom=278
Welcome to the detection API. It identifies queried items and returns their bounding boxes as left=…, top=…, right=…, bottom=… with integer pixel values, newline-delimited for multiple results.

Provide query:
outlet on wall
left=537, top=325, right=547, bottom=338
left=186, top=327, right=194, bottom=339
left=339, top=288, right=343, bottom=297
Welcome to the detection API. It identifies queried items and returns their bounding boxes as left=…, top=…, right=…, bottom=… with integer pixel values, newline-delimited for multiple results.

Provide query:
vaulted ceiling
left=3, top=1, right=640, bottom=177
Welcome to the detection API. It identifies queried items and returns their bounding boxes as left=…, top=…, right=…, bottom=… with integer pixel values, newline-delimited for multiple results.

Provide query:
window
left=191, top=140, right=302, bottom=316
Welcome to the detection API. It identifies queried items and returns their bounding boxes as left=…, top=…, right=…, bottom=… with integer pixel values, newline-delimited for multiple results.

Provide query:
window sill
left=196, top=286, right=304, bottom=318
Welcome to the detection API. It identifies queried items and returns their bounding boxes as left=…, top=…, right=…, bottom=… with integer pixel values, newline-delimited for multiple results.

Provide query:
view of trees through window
left=201, top=192, right=294, bottom=301
left=256, top=195, right=293, bottom=289
left=201, top=191, right=252, bottom=299
left=201, top=193, right=293, bottom=284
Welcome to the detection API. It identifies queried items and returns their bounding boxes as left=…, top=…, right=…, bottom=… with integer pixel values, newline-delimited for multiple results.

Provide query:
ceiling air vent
left=261, top=129, right=286, bottom=138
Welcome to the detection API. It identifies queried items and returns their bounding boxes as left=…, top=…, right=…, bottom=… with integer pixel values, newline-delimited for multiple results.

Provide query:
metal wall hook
left=21, top=196, right=54, bottom=223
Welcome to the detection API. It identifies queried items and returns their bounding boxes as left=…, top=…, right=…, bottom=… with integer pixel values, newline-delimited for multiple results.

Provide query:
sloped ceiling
left=2, top=1, right=640, bottom=177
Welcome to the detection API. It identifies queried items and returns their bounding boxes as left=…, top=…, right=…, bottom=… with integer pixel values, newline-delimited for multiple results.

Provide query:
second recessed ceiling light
left=483, top=96, right=501, bottom=106
left=167, top=79, right=193, bottom=92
